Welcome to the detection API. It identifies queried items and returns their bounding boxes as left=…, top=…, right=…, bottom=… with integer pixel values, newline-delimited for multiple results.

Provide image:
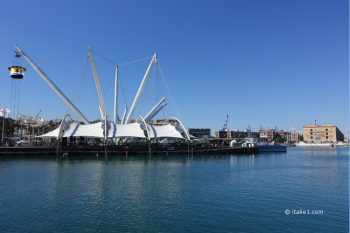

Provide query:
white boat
left=295, top=141, right=334, bottom=147
left=334, top=141, right=349, bottom=147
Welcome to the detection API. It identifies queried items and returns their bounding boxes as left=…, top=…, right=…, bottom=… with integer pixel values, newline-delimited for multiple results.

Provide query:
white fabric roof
left=115, top=122, right=146, bottom=138
left=37, top=126, right=60, bottom=138
left=37, top=121, right=184, bottom=139
left=72, top=122, right=117, bottom=138
left=149, top=125, right=184, bottom=139
left=36, top=122, right=80, bottom=138
left=63, top=122, right=80, bottom=137
left=73, top=122, right=103, bottom=138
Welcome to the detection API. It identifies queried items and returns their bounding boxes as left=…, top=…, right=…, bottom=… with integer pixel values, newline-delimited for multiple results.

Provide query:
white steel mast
left=121, top=107, right=128, bottom=125
left=144, top=97, right=167, bottom=123
left=15, top=46, right=90, bottom=124
left=125, top=53, right=157, bottom=124
left=114, top=65, right=119, bottom=124
left=88, top=47, right=108, bottom=121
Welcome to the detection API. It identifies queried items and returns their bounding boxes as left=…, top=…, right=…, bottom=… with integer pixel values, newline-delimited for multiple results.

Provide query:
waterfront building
left=283, top=131, right=291, bottom=141
left=280, top=131, right=299, bottom=142
left=303, top=123, right=344, bottom=142
left=214, top=130, right=231, bottom=139
left=259, top=129, right=274, bottom=142
left=214, top=129, right=260, bottom=141
left=188, top=128, right=211, bottom=139
left=275, top=130, right=284, bottom=140
left=230, top=131, right=259, bottom=140
left=290, top=131, right=299, bottom=142
left=214, top=127, right=299, bottom=143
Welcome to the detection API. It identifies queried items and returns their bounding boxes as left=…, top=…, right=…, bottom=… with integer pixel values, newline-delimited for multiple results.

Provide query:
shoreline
left=0, top=145, right=287, bottom=157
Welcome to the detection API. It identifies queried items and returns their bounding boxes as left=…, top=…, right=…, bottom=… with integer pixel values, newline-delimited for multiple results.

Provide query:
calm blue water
left=0, top=147, right=348, bottom=233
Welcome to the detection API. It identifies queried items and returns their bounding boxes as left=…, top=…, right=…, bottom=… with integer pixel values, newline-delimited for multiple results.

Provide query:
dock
left=0, top=145, right=286, bottom=157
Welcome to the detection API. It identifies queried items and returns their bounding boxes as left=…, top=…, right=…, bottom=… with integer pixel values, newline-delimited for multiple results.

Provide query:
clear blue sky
left=0, top=0, right=348, bottom=134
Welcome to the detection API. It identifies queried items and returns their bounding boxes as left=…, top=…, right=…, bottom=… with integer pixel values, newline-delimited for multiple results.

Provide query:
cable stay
left=15, top=46, right=90, bottom=124
left=63, top=56, right=89, bottom=115
left=26, top=54, right=93, bottom=119
left=118, top=72, right=128, bottom=111
left=119, top=56, right=153, bottom=67
left=32, top=55, right=93, bottom=78
left=72, top=56, right=89, bottom=102
left=90, top=48, right=152, bottom=67
left=86, top=49, right=153, bottom=124
left=156, top=63, right=183, bottom=122
left=8, top=50, right=26, bottom=117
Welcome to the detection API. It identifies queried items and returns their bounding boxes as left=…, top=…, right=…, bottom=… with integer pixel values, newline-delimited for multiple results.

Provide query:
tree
left=276, top=138, right=286, bottom=144
left=299, top=135, right=304, bottom=141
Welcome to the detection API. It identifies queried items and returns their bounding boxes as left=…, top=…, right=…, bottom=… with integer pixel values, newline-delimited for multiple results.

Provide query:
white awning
left=72, top=122, right=115, bottom=138
left=63, top=122, right=80, bottom=137
left=149, top=124, right=184, bottom=139
left=38, top=122, right=184, bottom=139
left=115, top=122, right=146, bottom=138
left=37, top=127, right=60, bottom=138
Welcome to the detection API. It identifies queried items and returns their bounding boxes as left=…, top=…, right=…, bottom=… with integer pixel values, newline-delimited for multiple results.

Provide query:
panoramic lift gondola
left=8, top=65, right=26, bottom=79
left=8, top=51, right=26, bottom=79
left=8, top=50, right=26, bottom=116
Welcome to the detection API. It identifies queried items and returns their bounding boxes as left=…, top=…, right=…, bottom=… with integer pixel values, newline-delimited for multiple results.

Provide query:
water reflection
left=294, top=147, right=347, bottom=195
left=301, top=147, right=339, bottom=156
left=0, top=148, right=348, bottom=233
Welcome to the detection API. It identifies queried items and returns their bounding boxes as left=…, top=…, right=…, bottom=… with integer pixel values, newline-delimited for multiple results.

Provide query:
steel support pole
left=15, top=46, right=90, bottom=124
left=125, top=54, right=157, bottom=124
left=114, top=65, right=119, bottom=124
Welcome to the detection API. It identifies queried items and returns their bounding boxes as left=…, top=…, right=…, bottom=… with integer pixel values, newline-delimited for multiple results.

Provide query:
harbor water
left=0, top=147, right=348, bottom=233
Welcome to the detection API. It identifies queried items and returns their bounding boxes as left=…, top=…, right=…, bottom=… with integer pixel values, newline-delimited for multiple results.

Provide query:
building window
left=326, top=136, right=328, bottom=139
left=311, top=136, right=313, bottom=139
left=310, top=129, right=313, bottom=131
left=325, top=129, right=328, bottom=131
left=310, top=132, right=313, bottom=135
left=326, top=132, right=328, bottom=135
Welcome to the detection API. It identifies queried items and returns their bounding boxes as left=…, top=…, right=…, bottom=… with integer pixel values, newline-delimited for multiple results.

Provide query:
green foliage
left=299, top=135, right=304, bottom=141
left=276, top=138, right=286, bottom=144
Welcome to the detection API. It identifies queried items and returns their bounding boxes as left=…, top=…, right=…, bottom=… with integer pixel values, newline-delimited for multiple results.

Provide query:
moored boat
left=295, top=141, right=334, bottom=147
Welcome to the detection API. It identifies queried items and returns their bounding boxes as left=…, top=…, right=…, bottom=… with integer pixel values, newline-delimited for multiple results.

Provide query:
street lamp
left=0, top=108, right=11, bottom=144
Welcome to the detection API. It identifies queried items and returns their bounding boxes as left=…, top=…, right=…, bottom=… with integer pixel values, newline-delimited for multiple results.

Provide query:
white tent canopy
left=116, top=122, right=146, bottom=138
left=37, top=121, right=186, bottom=140
left=37, top=122, right=79, bottom=138
left=37, top=127, right=60, bottom=138
left=148, top=125, right=184, bottom=139
left=73, top=122, right=109, bottom=138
